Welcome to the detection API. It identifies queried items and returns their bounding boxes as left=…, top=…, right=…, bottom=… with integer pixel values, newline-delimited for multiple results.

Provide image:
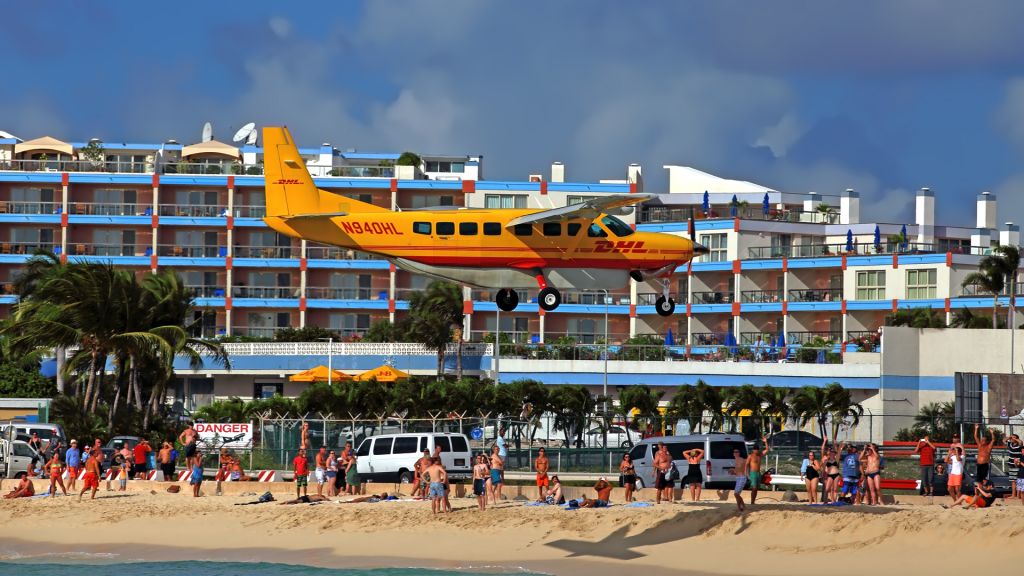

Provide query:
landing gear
left=655, top=295, right=676, bottom=317
left=496, top=288, right=519, bottom=312
left=538, top=287, right=562, bottom=312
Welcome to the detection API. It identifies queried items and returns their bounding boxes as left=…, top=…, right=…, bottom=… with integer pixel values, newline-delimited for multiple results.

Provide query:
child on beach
left=190, top=453, right=204, bottom=497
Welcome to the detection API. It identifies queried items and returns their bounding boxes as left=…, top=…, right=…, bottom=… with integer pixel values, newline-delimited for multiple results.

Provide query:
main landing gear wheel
left=538, top=287, right=562, bottom=312
left=496, top=288, right=519, bottom=312
left=655, top=296, right=676, bottom=317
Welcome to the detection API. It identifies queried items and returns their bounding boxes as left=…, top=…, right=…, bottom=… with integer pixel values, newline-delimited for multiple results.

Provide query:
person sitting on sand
left=593, top=477, right=613, bottom=507
left=542, top=475, right=564, bottom=505
left=948, top=479, right=996, bottom=509
left=576, top=495, right=609, bottom=508
left=3, top=476, right=34, bottom=499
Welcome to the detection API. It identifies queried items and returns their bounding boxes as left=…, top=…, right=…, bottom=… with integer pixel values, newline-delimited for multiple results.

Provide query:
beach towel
left=625, top=502, right=653, bottom=508
left=524, top=501, right=550, bottom=507
left=810, top=500, right=851, bottom=507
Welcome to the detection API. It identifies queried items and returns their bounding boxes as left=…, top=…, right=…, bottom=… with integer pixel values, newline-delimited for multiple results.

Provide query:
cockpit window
left=587, top=223, right=607, bottom=238
left=601, top=215, right=634, bottom=237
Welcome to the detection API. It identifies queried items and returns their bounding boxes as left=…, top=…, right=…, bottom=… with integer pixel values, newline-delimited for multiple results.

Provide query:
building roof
left=14, top=136, right=74, bottom=156
left=663, top=165, right=776, bottom=194
left=181, top=140, right=240, bottom=159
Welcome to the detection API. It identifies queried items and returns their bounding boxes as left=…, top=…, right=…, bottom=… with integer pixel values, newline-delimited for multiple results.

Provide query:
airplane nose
left=692, top=241, right=710, bottom=256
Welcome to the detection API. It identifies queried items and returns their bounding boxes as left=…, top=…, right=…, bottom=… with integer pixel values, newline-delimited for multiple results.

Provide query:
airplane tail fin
left=263, top=126, right=386, bottom=217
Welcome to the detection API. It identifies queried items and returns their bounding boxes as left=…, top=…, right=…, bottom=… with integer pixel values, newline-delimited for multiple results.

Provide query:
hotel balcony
left=691, top=290, right=733, bottom=304
left=158, top=244, right=223, bottom=258
left=233, top=245, right=294, bottom=259
left=639, top=205, right=840, bottom=225
left=0, top=159, right=151, bottom=173
left=740, top=289, right=783, bottom=303
left=186, top=285, right=225, bottom=298
left=68, top=202, right=143, bottom=216
left=158, top=204, right=227, bottom=218
left=637, top=292, right=687, bottom=305
left=306, top=245, right=376, bottom=260
left=787, top=288, right=842, bottom=302
left=232, top=205, right=266, bottom=218
left=68, top=243, right=142, bottom=257
left=233, top=285, right=299, bottom=299
left=306, top=287, right=384, bottom=300
left=0, top=200, right=61, bottom=215
left=0, top=242, right=56, bottom=255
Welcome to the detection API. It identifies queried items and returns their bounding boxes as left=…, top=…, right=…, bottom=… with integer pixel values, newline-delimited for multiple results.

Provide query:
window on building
left=513, top=224, right=532, bottom=236
left=566, top=196, right=595, bottom=206
left=568, top=318, right=599, bottom=344
left=408, top=194, right=454, bottom=209
left=345, top=193, right=374, bottom=204
left=906, top=268, right=937, bottom=299
left=329, top=313, right=371, bottom=334
left=436, top=222, right=455, bottom=236
left=699, top=233, right=728, bottom=262
left=10, top=187, right=55, bottom=214
left=459, top=222, right=478, bottom=235
left=413, top=222, right=431, bottom=235
left=425, top=161, right=465, bottom=173
left=484, top=194, right=527, bottom=209
left=937, top=238, right=970, bottom=253
left=12, top=228, right=54, bottom=245
left=856, top=270, right=886, bottom=300
left=483, top=222, right=502, bottom=236
left=542, top=222, right=561, bottom=236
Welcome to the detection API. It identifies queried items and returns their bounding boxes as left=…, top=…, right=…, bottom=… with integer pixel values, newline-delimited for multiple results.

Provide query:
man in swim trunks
left=65, top=439, right=81, bottom=492
left=489, top=445, right=504, bottom=504
left=653, top=442, right=673, bottom=504
left=79, top=445, right=101, bottom=501
left=3, top=475, right=34, bottom=499
left=425, top=457, right=448, bottom=515
left=314, top=446, right=328, bottom=497
left=974, top=423, right=995, bottom=481
left=747, top=436, right=768, bottom=505
left=178, top=422, right=198, bottom=461
left=292, top=448, right=309, bottom=498
left=534, top=447, right=550, bottom=501
left=728, top=447, right=749, bottom=512
left=840, top=442, right=861, bottom=502
left=159, top=441, right=174, bottom=482
left=472, top=454, right=489, bottom=510
left=593, top=476, right=613, bottom=506
left=412, top=449, right=431, bottom=499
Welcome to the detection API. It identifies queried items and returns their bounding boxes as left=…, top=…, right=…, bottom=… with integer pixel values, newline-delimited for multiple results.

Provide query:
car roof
left=365, top=432, right=468, bottom=439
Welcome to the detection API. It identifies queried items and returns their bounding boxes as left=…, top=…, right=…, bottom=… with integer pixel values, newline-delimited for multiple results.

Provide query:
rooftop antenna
left=233, top=122, right=257, bottom=146
left=202, top=122, right=213, bottom=143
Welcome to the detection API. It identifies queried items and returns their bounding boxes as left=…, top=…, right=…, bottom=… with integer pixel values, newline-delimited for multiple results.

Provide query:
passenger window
left=513, top=224, right=533, bottom=236
left=710, top=441, right=747, bottom=459
left=451, top=436, right=469, bottom=452
left=372, top=437, right=394, bottom=455
left=356, top=439, right=371, bottom=457
left=434, top=436, right=452, bottom=453
left=542, top=222, right=561, bottom=236
left=567, top=223, right=581, bottom=236
left=419, top=437, right=428, bottom=452
left=459, top=222, right=478, bottom=235
left=436, top=222, right=455, bottom=236
left=393, top=437, right=418, bottom=454
left=587, top=223, right=607, bottom=238
left=628, top=444, right=647, bottom=461
left=483, top=222, right=502, bottom=236
left=413, top=222, right=431, bottom=235
left=666, top=442, right=702, bottom=460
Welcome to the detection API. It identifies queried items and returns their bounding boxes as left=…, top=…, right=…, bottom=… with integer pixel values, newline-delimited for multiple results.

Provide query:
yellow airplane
left=261, top=127, right=706, bottom=316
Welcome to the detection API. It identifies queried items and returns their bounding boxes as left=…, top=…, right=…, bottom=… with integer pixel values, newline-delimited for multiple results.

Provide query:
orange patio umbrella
left=354, top=365, right=411, bottom=383
left=288, top=365, right=352, bottom=383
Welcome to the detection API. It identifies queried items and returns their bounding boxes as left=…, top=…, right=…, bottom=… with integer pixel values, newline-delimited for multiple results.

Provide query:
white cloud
left=268, top=16, right=291, bottom=39
left=754, top=114, right=805, bottom=158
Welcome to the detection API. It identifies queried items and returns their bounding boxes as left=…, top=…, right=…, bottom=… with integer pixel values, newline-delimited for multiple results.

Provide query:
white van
left=355, top=433, right=472, bottom=483
left=0, top=421, right=68, bottom=449
left=629, top=433, right=748, bottom=490
left=0, top=438, right=43, bottom=479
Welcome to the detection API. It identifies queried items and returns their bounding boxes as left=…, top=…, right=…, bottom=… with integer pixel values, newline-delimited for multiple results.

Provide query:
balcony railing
left=785, top=331, right=840, bottom=345
left=327, top=166, right=394, bottom=178
left=0, top=242, right=56, bottom=255
left=235, top=326, right=290, bottom=338
left=233, top=286, right=298, bottom=299
left=69, top=243, right=138, bottom=257
left=187, top=285, right=225, bottom=298
left=691, top=332, right=730, bottom=345
left=233, top=205, right=266, bottom=218
left=787, top=288, right=842, bottom=302
left=691, top=291, right=732, bottom=304
left=637, top=292, right=686, bottom=305
left=740, top=332, right=782, bottom=345
left=158, top=244, right=223, bottom=258
left=0, top=159, right=151, bottom=173
left=306, top=245, right=375, bottom=260
left=233, top=245, right=294, bottom=258
left=306, top=287, right=383, bottom=300
left=67, top=202, right=142, bottom=216
left=159, top=204, right=226, bottom=218
left=638, top=205, right=840, bottom=224
left=0, top=201, right=61, bottom=215
left=161, top=162, right=256, bottom=175
left=740, top=290, right=782, bottom=303
left=469, top=330, right=534, bottom=344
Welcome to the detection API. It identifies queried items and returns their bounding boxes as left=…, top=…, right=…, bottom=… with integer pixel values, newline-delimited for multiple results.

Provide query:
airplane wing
left=505, top=194, right=653, bottom=228
left=279, top=211, right=348, bottom=220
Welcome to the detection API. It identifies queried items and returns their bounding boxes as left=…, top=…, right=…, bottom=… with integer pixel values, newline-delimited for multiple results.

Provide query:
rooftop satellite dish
left=246, top=129, right=258, bottom=146
left=202, top=122, right=213, bottom=143
left=233, top=122, right=257, bottom=145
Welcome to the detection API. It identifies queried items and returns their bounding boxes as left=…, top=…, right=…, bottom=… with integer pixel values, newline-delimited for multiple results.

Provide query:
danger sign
left=195, top=422, right=253, bottom=448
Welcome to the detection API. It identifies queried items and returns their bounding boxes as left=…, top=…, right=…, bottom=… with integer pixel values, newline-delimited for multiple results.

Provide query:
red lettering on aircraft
left=594, top=240, right=646, bottom=254
left=339, top=220, right=403, bottom=235
left=340, top=222, right=355, bottom=234
left=274, top=179, right=301, bottom=185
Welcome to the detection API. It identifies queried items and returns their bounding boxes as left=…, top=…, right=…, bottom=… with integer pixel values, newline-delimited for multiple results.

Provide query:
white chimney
left=915, top=187, right=935, bottom=246
left=551, top=162, right=564, bottom=183
left=971, top=228, right=992, bottom=250
left=840, top=188, right=859, bottom=225
left=1000, top=222, right=1020, bottom=247
left=977, top=192, right=997, bottom=230
left=803, top=191, right=821, bottom=212
left=628, top=163, right=643, bottom=192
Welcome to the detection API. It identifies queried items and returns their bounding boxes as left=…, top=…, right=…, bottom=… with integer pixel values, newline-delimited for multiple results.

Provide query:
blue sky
left=5, top=1, right=1024, bottom=226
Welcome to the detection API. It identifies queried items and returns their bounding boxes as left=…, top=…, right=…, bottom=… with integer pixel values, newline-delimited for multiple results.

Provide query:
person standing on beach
left=473, top=454, right=489, bottom=510
left=620, top=453, right=637, bottom=503
left=534, top=447, right=550, bottom=501
left=179, top=422, right=198, bottom=462
left=946, top=446, right=964, bottom=502
left=747, top=436, right=768, bottom=505
left=425, top=457, right=448, bottom=515
left=728, top=447, right=748, bottom=513
left=190, top=452, right=204, bottom=497
left=159, top=442, right=174, bottom=482
left=495, top=426, right=507, bottom=486
left=1013, top=456, right=1024, bottom=504
left=65, top=440, right=81, bottom=492
left=47, top=452, right=67, bottom=497
left=1007, top=435, right=1022, bottom=499
left=682, top=447, right=705, bottom=502
left=914, top=435, right=937, bottom=496
left=300, top=422, right=310, bottom=451
left=489, top=445, right=504, bottom=504
left=839, top=443, right=861, bottom=502
left=345, top=452, right=361, bottom=495
left=863, top=443, right=882, bottom=505
left=653, top=442, right=673, bottom=504
left=326, top=450, right=338, bottom=497
left=292, top=448, right=309, bottom=498
left=801, top=449, right=821, bottom=504
left=412, top=449, right=430, bottom=499
left=78, top=445, right=101, bottom=501
left=314, top=446, right=328, bottom=497
left=133, top=439, right=151, bottom=480
left=974, top=424, right=995, bottom=481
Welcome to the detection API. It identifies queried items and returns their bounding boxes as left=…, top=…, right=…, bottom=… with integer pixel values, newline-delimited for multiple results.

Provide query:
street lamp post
left=318, top=337, right=334, bottom=386
left=494, top=306, right=501, bottom=386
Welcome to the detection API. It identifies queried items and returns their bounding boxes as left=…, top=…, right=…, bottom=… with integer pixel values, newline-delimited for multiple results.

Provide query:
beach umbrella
left=900, top=224, right=908, bottom=250
left=665, top=328, right=675, bottom=346
left=816, top=349, right=826, bottom=364
left=762, top=192, right=770, bottom=216
left=289, top=365, right=352, bottom=383
left=354, top=365, right=411, bottom=382
left=873, top=224, right=881, bottom=248
left=702, top=191, right=710, bottom=216
left=730, top=194, right=738, bottom=217
left=846, top=229, right=854, bottom=252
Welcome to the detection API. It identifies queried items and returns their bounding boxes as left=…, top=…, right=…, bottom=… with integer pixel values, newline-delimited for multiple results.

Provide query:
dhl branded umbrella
left=353, top=365, right=411, bottom=382
left=288, top=365, right=352, bottom=383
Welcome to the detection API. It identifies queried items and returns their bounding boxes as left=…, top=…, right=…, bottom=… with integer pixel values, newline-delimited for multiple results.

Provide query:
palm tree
left=962, top=245, right=1019, bottom=330
left=790, top=384, right=838, bottom=441
left=885, top=307, right=946, bottom=328
left=666, top=385, right=701, bottom=434
left=617, top=385, right=663, bottom=436
left=548, top=385, right=596, bottom=448
left=407, top=281, right=463, bottom=376
left=694, top=380, right=724, bottom=433
left=759, top=385, right=791, bottom=435
left=914, top=401, right=955, bottom=440
left=949, top=308, right=996, bottom=329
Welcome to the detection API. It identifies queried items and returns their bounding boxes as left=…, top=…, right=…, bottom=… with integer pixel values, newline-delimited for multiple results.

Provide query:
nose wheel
left=538, top=287, right=561, bottom=311
left=655, top=295, right=675, bottom=317
left=496, top=288, right=519, bottom=312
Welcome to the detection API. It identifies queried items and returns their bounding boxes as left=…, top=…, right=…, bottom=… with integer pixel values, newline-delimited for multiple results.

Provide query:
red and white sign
left=255, top=470, right=278, bottom=482
left=194, top=422, right=253, bottom=449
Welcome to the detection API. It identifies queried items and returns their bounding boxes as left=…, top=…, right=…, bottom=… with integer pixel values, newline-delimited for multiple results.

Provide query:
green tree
left=790, top=383, right=863, bottom=441
left=0, top=362, right=56, bottom=398
left=885, top=307, right=946, bottom=328
left=273, top=326, right=340, bottom=342
left=407, top=281, right=463, bottom=376
left=396, top=152, right=422, bottom=167
left=548, top=385, right=596, bottom=448
left=724, top=384, right=763, bottom=434
left=759, top=385, right=791, bottom=434
left=616, top=385, right=663, bottom=436
left=913, top=401, right=956, bottom=441
left=362, top=319, right=410, bottom=343
left=961, top=245, right=1019, bottom=330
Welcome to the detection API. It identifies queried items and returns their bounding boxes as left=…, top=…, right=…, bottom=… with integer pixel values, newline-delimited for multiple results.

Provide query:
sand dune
left=1, top=486, right=1021, bottom=575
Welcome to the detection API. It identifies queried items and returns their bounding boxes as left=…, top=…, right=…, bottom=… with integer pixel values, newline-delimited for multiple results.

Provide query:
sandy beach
left=2, top=480, right=1023, bottom=575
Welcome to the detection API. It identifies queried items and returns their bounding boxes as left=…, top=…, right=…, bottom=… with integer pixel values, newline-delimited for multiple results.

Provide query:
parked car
left=355, top=433, right=472, bottom=483
left=0, top=438, right=43, bottom=479
left=0, top=421, right=68, bottom=452
left=98, top=436, right=144, bottom=472
left=630, top=433, right=748, bottom=490
left=750, top=430, right=824, bottom=453
left=584, top=425, right=642, bottom=448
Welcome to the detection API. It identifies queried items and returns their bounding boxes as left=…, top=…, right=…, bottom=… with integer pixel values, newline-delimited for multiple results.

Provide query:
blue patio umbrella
left=816, top=349, right=826, bottom=364
left=900, top=224, right=908, bottom=250
left=725, top=331, right=738, bottom=354
left=762, top=192, right=770, bottom=216
left=846, top=229, right=854, bottom=252
left=730, top=194, right=738, bottom=217
left=873, top=224, right=881, bottom=248
left=702, top=190, right=710, bottom=216
left=665, top=328, right=675, bottom=346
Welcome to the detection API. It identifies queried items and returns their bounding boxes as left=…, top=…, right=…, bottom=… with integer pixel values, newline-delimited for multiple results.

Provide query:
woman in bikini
left=801, top=449, right=821, bottom=503
left=822, top=439, right=841, bottom=503
left=325, top=450, right=338, bottom=497
left=681, top=447, right=705, bottom=502
left=47, top=452, right=67, bottom=497
left=619, top=453, right=637, bottom=502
